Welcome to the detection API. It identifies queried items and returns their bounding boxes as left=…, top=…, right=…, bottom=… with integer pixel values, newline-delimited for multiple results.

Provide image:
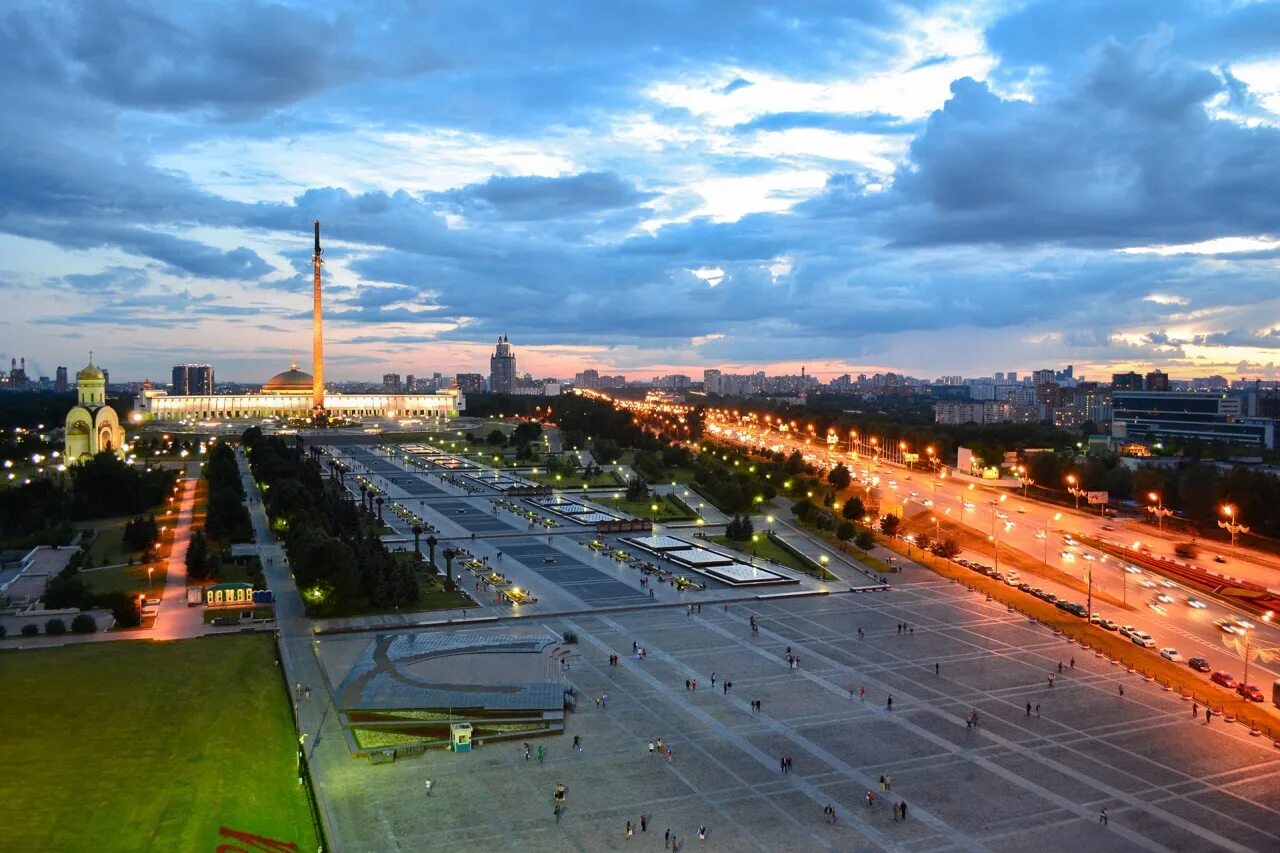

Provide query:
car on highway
left=1186, top=598, right=1206, bottom=609
left=1232, top=617, right=1256, bottom=630
left=1213, top=555, right=1226, bottom=564
left=1210, top=671, right=1238, bottom=689
left=1016, top=505, right=1027, bottom=513
left=1034, top=530, right=1046, bottom=540
left=1159, top=648, right=1183, bottom=662
left=1060, top=551, right=1076, bottom=562
left=1236, top=683, right=1264, bottom=702
left=1160, top=579, right=1178, bottom=589
left=1155, top=593, right=1174, bottom=604
left=1137, top=578, right=1158, bottom=589
left=995, top=511, right=1008, bottom=520
left=1123, top=565, right=1142, bottom=574
left=1187, top=656, right=1211, bottom=672
left=1148, top=603, right=1167, bottom=616
left=1213, top=619, right=1240, bottom=634
left=921, top=499, right=933, bottom=507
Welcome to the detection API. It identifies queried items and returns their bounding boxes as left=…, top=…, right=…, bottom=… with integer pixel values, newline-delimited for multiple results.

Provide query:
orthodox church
left=65, top=356, right=125, bottom=462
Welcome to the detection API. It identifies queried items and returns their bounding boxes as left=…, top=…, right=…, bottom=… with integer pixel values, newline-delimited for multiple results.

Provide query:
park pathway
left=152, top=461, right=206, bottom=640
left=236, top=450, right=345, bottom=851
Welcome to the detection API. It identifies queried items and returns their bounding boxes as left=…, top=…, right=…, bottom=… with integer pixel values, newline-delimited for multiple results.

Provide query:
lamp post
left=1218, top=504, right=1249, bottom=552
left=1146, top=492, right=1172, bottom=531
left=148, top=566, right=154, bottom=595
left=1065, top=474, right=1085, bottom=510
left=1044, top=512, right=1061, bottom=564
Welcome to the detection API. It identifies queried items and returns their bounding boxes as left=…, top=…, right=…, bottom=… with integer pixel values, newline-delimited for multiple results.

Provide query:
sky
left=3, top=0, right=1280, bottom=384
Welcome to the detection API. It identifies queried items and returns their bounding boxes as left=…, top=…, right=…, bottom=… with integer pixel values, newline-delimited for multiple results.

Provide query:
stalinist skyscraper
left=489, top=336, right=516, bottom=393
left=312, top=219, right=325, bottom=412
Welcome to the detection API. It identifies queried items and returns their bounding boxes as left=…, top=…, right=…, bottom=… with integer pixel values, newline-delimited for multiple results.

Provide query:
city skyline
left=3, top=2, right=1280, bottom=382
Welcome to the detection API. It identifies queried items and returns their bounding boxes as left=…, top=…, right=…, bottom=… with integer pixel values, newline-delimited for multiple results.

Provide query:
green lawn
left=81, top=516, right=146, bottom=568
left=526, top=469, right=621, bottom=488
left=710, top=534, right=817, bottom=575
left=0, top=636, right=319, bottom=853
left=80, top=562, right=168, bottom=598
left=593, top=493, right=693, bottom=521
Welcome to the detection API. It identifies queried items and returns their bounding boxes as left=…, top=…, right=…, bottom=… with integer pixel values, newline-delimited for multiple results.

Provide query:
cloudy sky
left=4, top=0, right=1280, bottom=383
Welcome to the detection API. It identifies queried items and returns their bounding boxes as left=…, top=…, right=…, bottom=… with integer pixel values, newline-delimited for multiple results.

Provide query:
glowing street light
left=1145, top=492, right=1172, bottom=531
left=1065, top=474, right=1085, bottom=510
left=1218, top=504, right=1249, bottom=552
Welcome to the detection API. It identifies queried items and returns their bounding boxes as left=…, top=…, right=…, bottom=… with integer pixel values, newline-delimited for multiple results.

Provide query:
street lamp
left=1218, top=504, right=1249, bottom=552
left=1044, top=512, right=1061, bottom=564
left=1065, top=474, right=1085, bottom=510
left=1146, top=492, right=1172, bottom=531
left=147, top=566, right=154, bottom=595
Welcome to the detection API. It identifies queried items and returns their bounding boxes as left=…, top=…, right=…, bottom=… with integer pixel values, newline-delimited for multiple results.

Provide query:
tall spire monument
left=312, top=219, right=325, bottom=413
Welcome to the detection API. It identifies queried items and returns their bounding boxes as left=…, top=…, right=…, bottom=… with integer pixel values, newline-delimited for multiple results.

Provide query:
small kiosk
left=450, top=722, right=473, bottom=753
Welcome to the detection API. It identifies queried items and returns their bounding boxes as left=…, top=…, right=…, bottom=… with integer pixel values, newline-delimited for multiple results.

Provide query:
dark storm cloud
left=437, top=172, right=656, bottom=221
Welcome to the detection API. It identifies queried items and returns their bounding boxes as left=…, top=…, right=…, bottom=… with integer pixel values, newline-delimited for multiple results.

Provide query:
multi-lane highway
left=703, top=413, right=1280, bottom=701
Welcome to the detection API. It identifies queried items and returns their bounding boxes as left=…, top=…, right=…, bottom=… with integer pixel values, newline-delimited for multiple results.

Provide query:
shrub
left=21, top=623, right=40, bottom=636
left=0, top=624, right=6, bottom=638
left=71, top=613, right=98, bottom=634
left=44, top=619, right=67, bottom=635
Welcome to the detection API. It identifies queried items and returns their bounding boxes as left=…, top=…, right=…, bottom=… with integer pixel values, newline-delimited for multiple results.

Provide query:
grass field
left=526, top=469, right=621, bottom=488
left=81, top=516, right=145, bottom=567
left=710, top=534, right=815, bottom=574
left=80, top=562, right=168, bottom=598
left=0, top=636, right=319, bottom=852
left=593, top=493, right=693, bottom=521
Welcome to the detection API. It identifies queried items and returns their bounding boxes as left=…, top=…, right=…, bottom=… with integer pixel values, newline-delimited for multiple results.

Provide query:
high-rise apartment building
left=1144, top=370, right=1170, bottom=392
left=1111, top=371, right=1144, bottom=391
left=171, top=363, right=214, bottom=395
left=703, top=369, right=722, bottom=394
left=489, top=336, right=516, bottom=394
left=456, top=373, right=486, bottom=394
left=574, top=369, right=600, bottom=389
left=55, top=366, right=68, bottom=393
left=382, top=373, right=402, bottom=393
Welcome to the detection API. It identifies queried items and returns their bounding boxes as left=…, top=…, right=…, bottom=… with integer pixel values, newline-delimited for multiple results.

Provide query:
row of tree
left=243, top=428, right=420, bottom=615
left=204, top=442, right=252, bottom=542
left=122, top=515, right=160, bottom=552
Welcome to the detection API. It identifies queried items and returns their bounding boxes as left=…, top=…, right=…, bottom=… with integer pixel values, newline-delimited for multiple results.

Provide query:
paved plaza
left=308, top=565, right=1280, bottom=852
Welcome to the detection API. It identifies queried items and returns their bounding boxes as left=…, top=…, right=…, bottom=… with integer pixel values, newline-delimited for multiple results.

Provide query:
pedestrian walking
left=1058, top=661, right=1063, bottom=674
left=711, top=672, right=716, bottom=686
left=1070, top=657, right=1075, bottom=669
left=781, top=756, right=787, bottom=774
left=424, top=779, right=432, bottom=797
left=1026, top=702, right=1032, bottom=716
left=860, top=687, right=866, bottom=700
left=602, top=692, right=608, bottom=709
left=885, top=775, right=891, bottom=791
left=573, top=734, right=582, bottom=751
left=692, top=679, right=697, bottom=692
left=1192, top=703, right=1198, bottom=718
left=697, top=824, right=706, bottom=843
left=641, top=813, right=648, bottom=832
left=866, top=790, right=875, bottom=808
left=879, top=775, right=886, bottom=791
left=657, top=738, right=664, bottom=753
left=858, top=627, right=864, bottom=639
left=665, top=828, right=671, bottom=849
left=935, top=661, right=940, bottom=676
left=1099, top=808, right=1108, bottom=825
left=1206, top=708, right=1212, bottom=723
left=537, top=745, right=545, bottom=762
left=887, top=695, right=893, bottom=710
left=524, top=742, right=531, bottom=761
left=595, top=696, right=601, bottom=709
left=627, top=820, right=633, bottom=839
left=893, top=803, right=900, bottom=822
left=666, top=748, right=673, bottom=762
left=1118, top=684, right=1124, bottom=697
left=1035, top=704, right=1040, bottom=718
left=900, top=801, right=908, bottom=820
left=685, top=679, right=691, bottom=691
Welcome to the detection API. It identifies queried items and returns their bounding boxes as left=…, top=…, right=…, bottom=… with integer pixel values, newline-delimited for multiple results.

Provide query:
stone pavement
left=307, top=560, right=1280, bottom=852
left=152, top=461, right=207, bottom=640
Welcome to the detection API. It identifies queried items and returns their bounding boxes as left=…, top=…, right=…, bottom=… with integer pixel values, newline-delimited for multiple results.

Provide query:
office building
left=171, top=364, right=215, bottom=396
left=1112, top=391, right=1273, bottom=448
left=1144, top=370, right=1170, bottom=392
left=1112, top=371, right=1143, bottom=391
left=456, top=373, right=486, bottom=394
left=382, top=373, right=402, bottom=393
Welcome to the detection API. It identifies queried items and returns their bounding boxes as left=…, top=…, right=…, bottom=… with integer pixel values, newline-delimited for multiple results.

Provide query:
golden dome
left=77, top=361, right=105, bottom=382
left=261, top=363, right=314, bottom=394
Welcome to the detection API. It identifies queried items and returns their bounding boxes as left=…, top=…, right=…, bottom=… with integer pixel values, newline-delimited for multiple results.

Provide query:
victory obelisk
left=311, top=220, right=325, bottom=415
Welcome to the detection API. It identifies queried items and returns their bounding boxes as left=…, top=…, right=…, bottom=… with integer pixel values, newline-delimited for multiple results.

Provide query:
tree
left=625, top=478, right=650, bottom=501
left=836, top=521, right=855, bottom=542
left=854, top=530, right=876, bottom=551
left=71, top=613, right=97, bottom=634
left=915, top=533, right=932, bottom=553
left=827, top=464, right=852, bottom=491
left=487, top=428, right=507, bottom=446
left=880, top=514, right=900, bottom=536
left=934, top=538, right=960, bottom=559
left=791, top=499, right=815, bottom=523
left=186, top=528, right=210, bottom=580
left=841, top=496, right=865, bottom=521
left=44, top=618, right=67, bottom=636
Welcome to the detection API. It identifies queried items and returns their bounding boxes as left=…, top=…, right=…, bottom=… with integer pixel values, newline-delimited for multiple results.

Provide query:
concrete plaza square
left=308, top=571, right=1280, bottom=851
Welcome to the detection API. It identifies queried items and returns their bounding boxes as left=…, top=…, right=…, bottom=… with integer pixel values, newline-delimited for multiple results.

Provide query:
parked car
left=1236, top=683, right=1264, bottom=702
left=1159, top=648, right=1182, bottom=662
left=1119, top=625, right=1136, bottom=638
left=1210, top=671, right=1238, bottom=689
left=1187, top=657, right=1211, bottom=672
left=1091, top=614, right=1118, bottom=631
left=1130, top=630, right=1155, bottom=648
left=1017, top=582, right=1033, bottom=592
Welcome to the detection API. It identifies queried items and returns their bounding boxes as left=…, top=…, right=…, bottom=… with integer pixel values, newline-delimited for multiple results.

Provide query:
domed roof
left=262, top=363, right=314, bottom=394
left=77, top=360, right=105, bottom=381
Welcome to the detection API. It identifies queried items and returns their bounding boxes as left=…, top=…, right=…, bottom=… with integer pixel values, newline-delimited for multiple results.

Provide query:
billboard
left=1086, top=491, right=1109, bottom=505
